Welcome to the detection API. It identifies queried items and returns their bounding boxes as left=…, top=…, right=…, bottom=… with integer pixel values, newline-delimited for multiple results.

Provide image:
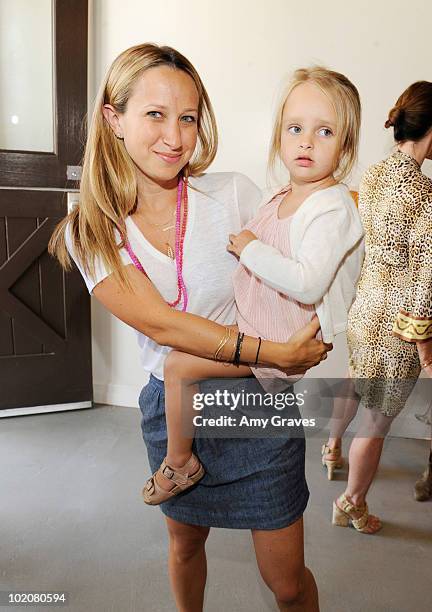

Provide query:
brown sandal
left=142, top=453, right=205, bottom=506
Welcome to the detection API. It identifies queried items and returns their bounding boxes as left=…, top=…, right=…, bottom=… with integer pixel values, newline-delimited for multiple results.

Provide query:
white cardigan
left=239, top=184, right=365, bottom=343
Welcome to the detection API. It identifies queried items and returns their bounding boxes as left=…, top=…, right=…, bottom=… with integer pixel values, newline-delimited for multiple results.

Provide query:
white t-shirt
left=66, top=172, right=262, bottom=380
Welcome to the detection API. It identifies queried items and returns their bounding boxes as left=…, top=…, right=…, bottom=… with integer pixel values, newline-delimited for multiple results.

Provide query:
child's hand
left=227, top=230, right=257, bottom=257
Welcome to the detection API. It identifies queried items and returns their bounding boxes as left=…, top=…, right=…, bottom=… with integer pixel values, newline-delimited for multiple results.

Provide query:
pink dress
left=233, top=189, right=316, bottom=387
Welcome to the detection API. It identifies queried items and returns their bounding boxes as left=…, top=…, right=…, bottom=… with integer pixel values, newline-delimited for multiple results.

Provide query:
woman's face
left=104, top=66, right=199, bottom=188
left=280, top=82, right=339, bottom=185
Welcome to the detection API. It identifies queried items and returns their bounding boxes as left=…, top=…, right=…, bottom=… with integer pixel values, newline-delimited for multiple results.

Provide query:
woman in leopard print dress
left=328, top=82, right=432, bottom=533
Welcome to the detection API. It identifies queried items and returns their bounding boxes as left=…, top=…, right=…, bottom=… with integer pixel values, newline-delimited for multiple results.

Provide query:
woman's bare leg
left=335, top=408, right=394, bottom=532
left=252, top=517, right=319, bottom=611
left=166, top=517, right=210, bottom=612
left=325, top=373, right=359, bottom=455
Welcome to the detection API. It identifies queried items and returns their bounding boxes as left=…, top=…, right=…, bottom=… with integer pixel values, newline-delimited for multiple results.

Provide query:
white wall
left=89, top=0, right=432, bottom=419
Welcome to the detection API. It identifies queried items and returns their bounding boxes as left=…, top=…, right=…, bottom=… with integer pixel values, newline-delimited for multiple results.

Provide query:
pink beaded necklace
left=124, top=177, right=188, bottom=311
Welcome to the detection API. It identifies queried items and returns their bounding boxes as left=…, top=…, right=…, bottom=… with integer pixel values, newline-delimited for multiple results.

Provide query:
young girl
left=142, top=66, right=365, bottom=506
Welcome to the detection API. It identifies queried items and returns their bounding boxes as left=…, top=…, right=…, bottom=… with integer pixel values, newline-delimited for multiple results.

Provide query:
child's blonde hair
left=49, top=43, right=218, bottom=291
left=269, top=66, right=361, bottom=182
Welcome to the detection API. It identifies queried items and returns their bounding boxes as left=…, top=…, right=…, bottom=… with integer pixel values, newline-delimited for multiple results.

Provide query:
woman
left=325, top=81, right=432, bottom=533
left=50, top=44, right=329, bottom=611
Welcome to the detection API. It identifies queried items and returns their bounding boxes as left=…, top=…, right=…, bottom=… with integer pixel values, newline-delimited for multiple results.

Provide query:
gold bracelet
left=215, top=329, right=231, bottom=361
left=214, top=327, right=232, bottom=361
left=213, top=327, right=229, bottom=359
left=213, top=339, right=226, bottom=361
left=215, top=336, right=230, bottom=361
left=223, top=335, right=238, bottom=366
left=421, top=358, right=432, bottom=369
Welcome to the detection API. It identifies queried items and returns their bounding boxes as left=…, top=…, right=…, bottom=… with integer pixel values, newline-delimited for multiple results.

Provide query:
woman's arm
left=93, top=264, right=330, bottom=373
left=392, top=202, right=432, bottom=375
left=392, top=204, right=432, bottom=346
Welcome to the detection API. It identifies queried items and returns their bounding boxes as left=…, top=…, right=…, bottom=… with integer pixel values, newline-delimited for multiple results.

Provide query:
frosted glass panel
left=0, top=0, right=53, bottom=152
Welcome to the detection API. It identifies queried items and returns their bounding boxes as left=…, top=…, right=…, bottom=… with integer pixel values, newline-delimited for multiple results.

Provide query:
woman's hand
left=417, top=339, right=432, bottom=378
left=227, top=230, right=257, bottom=257
left=277, top=316, right=332, bottom=374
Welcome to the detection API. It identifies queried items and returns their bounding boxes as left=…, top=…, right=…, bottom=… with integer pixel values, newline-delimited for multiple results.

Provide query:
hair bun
left=385, top=106, right=404, bottom=129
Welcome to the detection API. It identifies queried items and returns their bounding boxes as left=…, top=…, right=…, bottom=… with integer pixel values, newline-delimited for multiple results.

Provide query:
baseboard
left=93, top=381, right=149, bottom=408
left=0, top=402, right=92, bottom=418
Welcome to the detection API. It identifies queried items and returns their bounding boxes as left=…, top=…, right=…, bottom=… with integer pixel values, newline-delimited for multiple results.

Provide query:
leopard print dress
left=347, top=150, right=432, bottom=417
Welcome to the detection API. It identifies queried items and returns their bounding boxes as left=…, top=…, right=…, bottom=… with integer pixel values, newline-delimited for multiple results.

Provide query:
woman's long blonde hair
left=49, top=43, right=218, bottom=290
left=269, top=66, right=361, bottom=183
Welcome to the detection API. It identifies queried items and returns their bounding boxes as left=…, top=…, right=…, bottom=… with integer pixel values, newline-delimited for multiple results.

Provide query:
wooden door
left=0, top=0, right=91, bottom=414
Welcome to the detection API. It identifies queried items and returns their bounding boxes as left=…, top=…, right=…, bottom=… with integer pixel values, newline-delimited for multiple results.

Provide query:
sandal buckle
left=162, top=466, right=174, bottom=479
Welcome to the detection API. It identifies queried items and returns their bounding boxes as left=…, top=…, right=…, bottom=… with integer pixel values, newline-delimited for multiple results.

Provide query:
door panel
left=0, top=190, right=91, bottom=410
left=0, top=0, right=91, bottom=412
left=0, top=0, right=54, bottom=152
left=0, top=0, right=88, bottom=188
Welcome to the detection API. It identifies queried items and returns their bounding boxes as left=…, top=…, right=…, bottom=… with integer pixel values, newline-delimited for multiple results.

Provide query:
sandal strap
left=160, top=455, right=200, bottom=486
left=160, top=460, right=189, bottom=486
left=337, top=493, right=365, bottom=514
left=322, top=444, right=341, bottom=458
left=351, top=504, right=369, bottom=530
left=145, top=478, right=155, bottom=494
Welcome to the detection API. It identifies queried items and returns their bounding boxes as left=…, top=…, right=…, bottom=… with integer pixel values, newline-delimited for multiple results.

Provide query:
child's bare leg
left=156, top=351, right=251, bottom=492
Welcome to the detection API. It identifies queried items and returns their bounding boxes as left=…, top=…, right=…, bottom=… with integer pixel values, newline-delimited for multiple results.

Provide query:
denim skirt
left=138, top=374, right=309, bottom=530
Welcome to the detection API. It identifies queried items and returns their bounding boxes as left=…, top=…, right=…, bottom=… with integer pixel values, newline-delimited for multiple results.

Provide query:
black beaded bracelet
left=237, top=332, right=245, bottom=365
left=233, top=332, right=245, bottom=366
left=254, top=337, right=262, bottom=365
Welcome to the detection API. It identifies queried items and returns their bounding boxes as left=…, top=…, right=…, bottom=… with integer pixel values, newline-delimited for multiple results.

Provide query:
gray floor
left=1, top=405, right=431, bottom=612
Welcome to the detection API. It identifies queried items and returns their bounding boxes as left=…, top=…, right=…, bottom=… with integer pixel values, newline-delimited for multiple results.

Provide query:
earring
left=115, top=132, right=123, bottom=140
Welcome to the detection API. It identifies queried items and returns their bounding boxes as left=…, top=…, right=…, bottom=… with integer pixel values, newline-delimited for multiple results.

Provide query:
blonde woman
left=50, top=44, right=329, bottom=612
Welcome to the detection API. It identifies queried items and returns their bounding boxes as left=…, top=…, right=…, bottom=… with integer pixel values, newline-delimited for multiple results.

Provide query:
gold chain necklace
left=136, top=206, right=178, bottom=258
left=140, top=208, right=175, bottom=230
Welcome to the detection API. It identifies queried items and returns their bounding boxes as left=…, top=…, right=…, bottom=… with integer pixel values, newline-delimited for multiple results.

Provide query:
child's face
left=280, top=82, right=339, bottom=184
